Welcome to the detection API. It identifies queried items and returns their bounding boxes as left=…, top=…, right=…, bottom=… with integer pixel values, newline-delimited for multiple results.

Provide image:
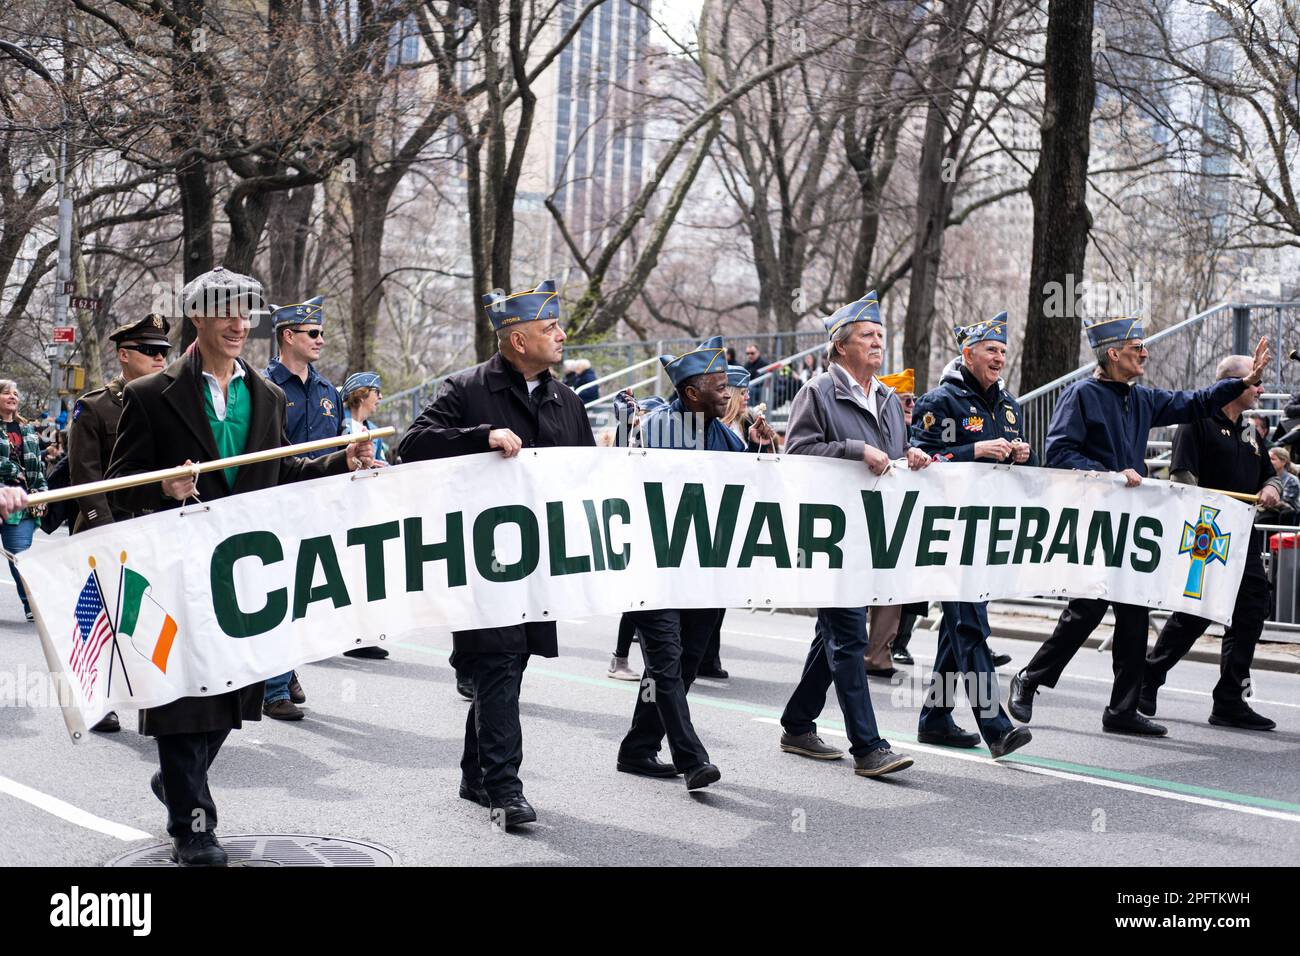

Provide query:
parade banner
left=16, top=448, right=1255, bottom=737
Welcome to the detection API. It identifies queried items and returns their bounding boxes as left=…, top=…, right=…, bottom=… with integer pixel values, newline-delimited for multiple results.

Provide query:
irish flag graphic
left=119, top=568, right=178, bottom=673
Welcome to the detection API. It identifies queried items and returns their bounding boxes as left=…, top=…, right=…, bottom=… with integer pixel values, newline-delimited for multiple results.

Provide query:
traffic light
left=58, top=364, right=85, bottom=395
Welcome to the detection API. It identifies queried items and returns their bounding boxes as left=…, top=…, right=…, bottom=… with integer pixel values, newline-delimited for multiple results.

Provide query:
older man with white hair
left=777, top=290, right=928, bottom=778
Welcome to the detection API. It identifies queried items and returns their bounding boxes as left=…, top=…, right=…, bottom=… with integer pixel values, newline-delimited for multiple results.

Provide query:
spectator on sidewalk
left=0, top=380, right=48, bottom=622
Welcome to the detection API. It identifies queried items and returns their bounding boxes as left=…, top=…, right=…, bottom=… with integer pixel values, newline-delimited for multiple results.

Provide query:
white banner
left=17, top=448, right=1254, bottom=737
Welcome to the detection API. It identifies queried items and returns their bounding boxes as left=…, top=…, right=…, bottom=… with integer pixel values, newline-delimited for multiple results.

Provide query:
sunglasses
left=292, top=328, right=324, bottom=340
left=900, top=396, right=916, bottom=408
left=121, top=343, right=171, bottom=358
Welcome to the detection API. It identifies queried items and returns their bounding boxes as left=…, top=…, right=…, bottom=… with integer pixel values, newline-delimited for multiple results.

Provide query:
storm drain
left=107, top=834, right=397, bottom=867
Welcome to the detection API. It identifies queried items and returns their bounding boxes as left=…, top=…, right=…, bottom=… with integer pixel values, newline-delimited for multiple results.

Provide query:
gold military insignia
left=922, top=411, right=936, bottom=431
left=1005, top=409, right=1017, bottom=425
left=152, top=315, right=163, bottom=328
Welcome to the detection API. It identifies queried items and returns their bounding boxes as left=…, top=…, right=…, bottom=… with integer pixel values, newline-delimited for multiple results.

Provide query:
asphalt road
left=2, top=572, right=1298, bottom=866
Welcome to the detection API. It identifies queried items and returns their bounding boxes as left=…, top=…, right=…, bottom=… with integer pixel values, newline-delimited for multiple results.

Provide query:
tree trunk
left=172, top=0, right=214, bottom=352
left=1022, top=0, right=1095, bottom=391
left=902, top=82, right=957, bottom=392
left=267, top=184, right=316, bottom=302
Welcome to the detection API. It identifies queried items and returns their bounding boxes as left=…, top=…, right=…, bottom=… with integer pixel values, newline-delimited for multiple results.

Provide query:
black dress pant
left=1022, top=598, right=1149, bottom=715
left=156, top=729, right=230, bottom=838
left=700, top=609, right=726, bottom=672
left=891, top=601, right=927, bottom=654
left=459, top=652, right=529, bottom=802
left=1145, top=549, right=1269, bottom=710
left=614, top=613, right=637, bottom=658
left=618, top=608, right=721, bottom=771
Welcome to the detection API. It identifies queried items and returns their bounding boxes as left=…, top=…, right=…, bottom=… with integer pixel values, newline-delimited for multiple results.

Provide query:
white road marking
left=752, top=718, right=1300, bottom=824
left=0, top=773, right=151, bottom=841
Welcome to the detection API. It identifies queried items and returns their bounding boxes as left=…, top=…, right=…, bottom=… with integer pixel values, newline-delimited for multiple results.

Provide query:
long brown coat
left=107, top=351, right=349, bottom=736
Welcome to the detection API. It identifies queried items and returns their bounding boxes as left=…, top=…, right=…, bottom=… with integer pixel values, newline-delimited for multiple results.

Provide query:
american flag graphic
left=69, top=574, right=112, bottom=700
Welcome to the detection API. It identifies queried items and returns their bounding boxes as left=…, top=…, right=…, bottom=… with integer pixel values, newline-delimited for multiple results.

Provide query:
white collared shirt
left=201, top=361, right=247, bottom=421
left=831, top=363, right=880, bottom=419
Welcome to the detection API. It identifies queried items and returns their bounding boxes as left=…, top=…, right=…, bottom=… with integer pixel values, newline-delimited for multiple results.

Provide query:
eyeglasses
left=900, top=396, right=916, bottom=408
left=121, top=343, right=171, bottom=358
left=292, top=328, right=324, bottom=339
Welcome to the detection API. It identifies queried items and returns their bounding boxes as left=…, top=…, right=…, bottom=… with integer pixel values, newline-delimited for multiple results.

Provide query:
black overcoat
left=107, top=351, right=349, bottom=736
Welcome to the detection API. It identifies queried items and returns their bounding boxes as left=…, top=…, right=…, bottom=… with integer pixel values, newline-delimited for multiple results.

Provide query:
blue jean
left=919, top=602, right=1013, bottom=745
left=781, top=605, right=888, bottom=757
left=1, top=516, right=37, bottom=613
left=264, top=671, right=293, bottom=703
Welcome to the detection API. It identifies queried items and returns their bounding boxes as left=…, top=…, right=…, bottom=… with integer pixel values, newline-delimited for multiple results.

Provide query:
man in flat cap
left=1008, top=317, right=1271, bottom=737
left=108, top=266, right=374, bottom=865
left=778, top=292, right=925, bottom=779
left=398, top=279, right=594, bottom=830
left=66, top=312, right=173, bottom=734
left=909, top=312, right=1034, bottom=758
left=614, top=335, right=775, bottom=793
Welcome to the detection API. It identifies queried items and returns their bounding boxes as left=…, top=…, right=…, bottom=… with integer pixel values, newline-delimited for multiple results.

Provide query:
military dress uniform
left=1140, top=405, right=1283, bottom=730
left=910, top=314, right=1033, bottom=756
left=1009, top=317, right=1254, bottom=736
left=68, top=314, right=172, bottom=533
left=397, top=279, right=595, bottom=824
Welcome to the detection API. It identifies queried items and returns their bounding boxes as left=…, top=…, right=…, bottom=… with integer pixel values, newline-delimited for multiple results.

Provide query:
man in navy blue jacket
left=616, top=336, right=775, bottom=792
left=910, top=312, right=1034, bottom=758
left=1008, top=317, right=1271, bottom=736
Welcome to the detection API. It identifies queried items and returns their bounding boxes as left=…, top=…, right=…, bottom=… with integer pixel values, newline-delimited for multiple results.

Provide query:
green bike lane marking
left=392, top=639, right=1300, bottom=820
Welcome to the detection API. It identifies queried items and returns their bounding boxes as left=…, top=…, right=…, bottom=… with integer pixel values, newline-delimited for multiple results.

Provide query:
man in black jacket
left=108, top=267, right=373, bottom=866
left=1140, top=355, right=1283, bottom=730
left=397, top=278, right=594, bottom=830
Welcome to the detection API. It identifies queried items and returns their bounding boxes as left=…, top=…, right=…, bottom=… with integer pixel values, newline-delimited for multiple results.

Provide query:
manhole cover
left=106, top=834, right=397, bottom=867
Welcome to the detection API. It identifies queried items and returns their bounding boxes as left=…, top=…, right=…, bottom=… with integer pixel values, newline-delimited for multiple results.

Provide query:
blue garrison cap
left=660, top=335, right=729, bottom=388
left=727, top=364, right=750, bottom=388
left=955, top=311, right=1009, bottom=347
left=482, top=279, right=560, bottom=331
left=343, top=371, right=381, bottom=398
left=823, top=291, right=881, bottom=338
left=271, top=295, right=324, bottom=330
left=1085, top=316, right=1144, bottom=349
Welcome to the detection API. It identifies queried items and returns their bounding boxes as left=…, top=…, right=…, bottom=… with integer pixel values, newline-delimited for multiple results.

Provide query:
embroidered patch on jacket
left=961, top=416, right=985, bottom=433
left=320, top=397, right=335, bottom=417
left=921, top=411, right=936, bottom=431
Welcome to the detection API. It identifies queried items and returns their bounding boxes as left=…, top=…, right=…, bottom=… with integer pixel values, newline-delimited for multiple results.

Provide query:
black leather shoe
left=458, top=778, right=490, bottom=807
left=684, top=763, right=721, bottom=790
left=490, top=796, right=537, bottom=828
left=991, top=651, right=1013, bottom=667
left=1209, top=706, right=1276, bottom=731
left=616, top=755, right=680, bottom=777
left=287, top=672, right=306, bottom=704
left=1102, top=709, right=1167, bottom=736
left=696, top=666, right=729, bottom=679
left=1007, top=671, right=1037, bottom=723
left=865, top=666, right=898, bottom=679
left=91, top=711, right=120, bottom=733
left=917, top=725, right=981, bottom=748
left=149, top=771, right=165, bottom=806
left=1137, top=690, right=1157, bottom=717
left=989, top=725, right=1032, bottom=759
left=456, top=675, right=474, bottom=701
left=345, top=646, right=389, bottom=660
left=172, top=832, right=228, bottom=866
left=891, top=648, right=915, bottom=665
